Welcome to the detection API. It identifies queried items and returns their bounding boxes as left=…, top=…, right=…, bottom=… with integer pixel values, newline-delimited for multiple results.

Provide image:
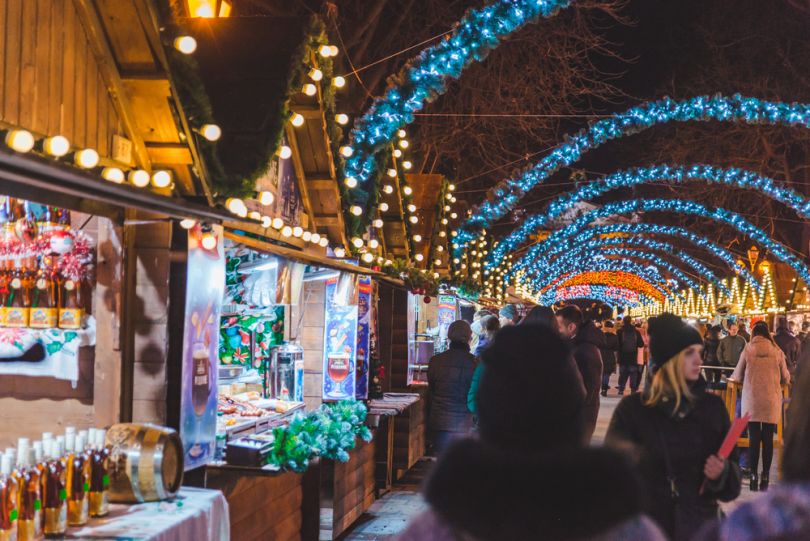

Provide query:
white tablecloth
left=65, top=487, right=230, bottom=541
left=0, top=317, right=96, bottom=385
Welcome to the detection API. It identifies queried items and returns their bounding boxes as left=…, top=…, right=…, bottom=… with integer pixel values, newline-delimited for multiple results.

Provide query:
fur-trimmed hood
left=422, top=438, right=652, bottom=541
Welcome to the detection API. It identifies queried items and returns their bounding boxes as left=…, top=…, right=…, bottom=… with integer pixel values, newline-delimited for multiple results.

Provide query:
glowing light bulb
left=201, top=233, right=217, bottom=250
left=5, top=129, right=34, bottom=152
left=384, top=259, right=392, bottom=266
left=441, top=218, right=448, bottom=225
left=413, top=234, right=422, bottom=242
left=444, top=205, right=451, bottom=212
left=302, top=84, right=317, bottom=96
left=248, top=211, right=261, bottom=220
left=259, top=191, right=275, bottom=206
left=450, top=196, right=457, bottom=203
left=340, top=146, right=354, bottom=157
left=101, top=167, right=124, bottom=183
left=272, top=218, right=284, bottom=229
left=379, top=203, right=389, bottom=212
left=450, top=212, right=458, bottom=219
left=387, top=168, right=397, bottom=178
left=415, top=254, right=424, bottom=262
left=352, top=237, right=364, bottom=249
left=397, top=129, right=406, bottom=138
left=434, top=259, right=442, bottom=266
left=448, top=183, right=456, bottom=191
left=72, top=148, right=99, bottom=169
left=290, top=113, right=305, bottom=127
left=398, top=139, right=409, bottom=149
left=407, top=204, right=416, bottom=212
left=311, top=233, right=321, bottom=244
left=43, top=135, right=70, bottom=157
left=293, top=226, right=303, bottom=237
left=129, top=169, right=150, bottom=187
left=436, top=245, right=444, bottom=252
left=446, top=193, right=453, bottom=200
left=336, top=113, right=349, bottom=125
left=383, top=184, right=393, bottom=194
left=180, top=219, right=196, bottom=229
left=226, top=198, right=245, bottom=213
left=403, top=161, right=412, bottom=170
left=173, top=36, right=197, bottom=54
left=403, top=186, right=412, bottom=196
left=200, top=124, right=221, bottom=141
left=344, top=177, right=358, bottom=188
left=329, top=45, right=339, bottom=56
left=334, top=247, right=346, bottom=258
left=369, top=239, right=379, bottom=249
left=318, top=45, right=333, bottom=57
left=319, top=237, right=329, bottom=247
left=308, top=68, right=323, bottom=82
left=278, top=145, right=292, bottom=159
left=393, top=149, right=402, bottom=158
left=409, top=216, right=418, bottom=224
left=362, top=252, right=374, bottom=263
left=350, top=205, right=363, bottom=216
left=261, top=216, right=272, bottom=228
left=303, top=231, right=312, bottom=242
left=373, top=219, right=384, bottom=228
left=281, top=226, right=293, bottom=237
left=333, top=76, right=346, bottom=88
left=151, top=170, right=172, bottom=188
left=439, top=231, right=446, bottom=237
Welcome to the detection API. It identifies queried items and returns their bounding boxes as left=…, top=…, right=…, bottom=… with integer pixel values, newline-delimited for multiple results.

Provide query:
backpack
left=621, top=329, right=638, bottom=354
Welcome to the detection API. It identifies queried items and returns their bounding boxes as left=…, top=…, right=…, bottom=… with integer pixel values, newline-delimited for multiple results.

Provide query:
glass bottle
left=29, top=272, right=57, bottom=329
left=41, top=441, right=66, bottom=538
left=16, top=447, right=42, bottom=541
left=64, top=433, right=88, bottom=527
left=87, top=430, right=109, bottom=518
left=57, top=278, right=83, bottom=330
left=5, top=261, right=30, bottom=328
left=0, top=454, right=19, bottom=541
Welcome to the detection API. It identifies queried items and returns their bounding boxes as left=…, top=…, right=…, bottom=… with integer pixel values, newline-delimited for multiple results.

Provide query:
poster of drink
left=322, top=282, right=358, bottom=400
left=437, top=295, right=457, bottom=353
left=180, top=224, right=225, bottom=470
left=355, top=276, right=372, bottom=399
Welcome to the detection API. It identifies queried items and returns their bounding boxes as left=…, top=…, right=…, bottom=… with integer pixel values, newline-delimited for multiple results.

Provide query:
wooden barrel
left=105, top=423, right=184, bottom=503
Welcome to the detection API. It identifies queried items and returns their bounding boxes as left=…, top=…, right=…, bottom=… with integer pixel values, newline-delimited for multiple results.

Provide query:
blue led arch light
left=489, top=164, right=810, bottom=267
left=516, top=199, right=810, bottom=285
left=522, top=223, right=760, bottom=290
left=457, top=95, right=810, bottom=250
left=342, top=0, right=574, bottom=220
left=535, top=249, right=702, bottom=295
left=532, top=238, right=727, bottom=294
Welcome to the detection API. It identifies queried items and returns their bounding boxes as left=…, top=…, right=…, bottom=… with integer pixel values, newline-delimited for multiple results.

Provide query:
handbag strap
left=655, top=422, right=680, bottom=502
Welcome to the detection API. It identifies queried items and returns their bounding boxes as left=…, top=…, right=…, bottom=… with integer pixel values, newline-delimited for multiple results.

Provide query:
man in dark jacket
left=617, top=316, right=644, bottom=394
left=775, top=321, right=802, bottom=375
left=427, top=320, right=476, bottom=454
left=556, top=305, right=603, bottom=444
left=717, top=322, right=746, bottom=368
left=600, top=321, right=619, bottom=397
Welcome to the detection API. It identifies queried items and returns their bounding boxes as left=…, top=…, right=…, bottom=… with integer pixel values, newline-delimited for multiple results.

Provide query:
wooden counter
left=319, top=437, right=376, bottom=540
left=392, top=395, right=426, bottom=479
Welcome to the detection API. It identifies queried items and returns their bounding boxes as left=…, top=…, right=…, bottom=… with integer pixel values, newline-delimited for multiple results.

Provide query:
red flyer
left=700, top=413, right=750, bottom=494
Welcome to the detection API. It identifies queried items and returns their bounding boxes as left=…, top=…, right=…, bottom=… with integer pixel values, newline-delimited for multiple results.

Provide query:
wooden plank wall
left=319, top=438, right=376, bottom=540
left=290, top=281, right=326, bottom=411
left=393, top=399, right=426, bottom=478
left=0, top=0, right=125, bottom=155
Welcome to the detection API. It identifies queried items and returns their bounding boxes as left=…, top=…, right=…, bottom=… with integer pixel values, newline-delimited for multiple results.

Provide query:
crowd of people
left=407, top=304, right=810, bottom=541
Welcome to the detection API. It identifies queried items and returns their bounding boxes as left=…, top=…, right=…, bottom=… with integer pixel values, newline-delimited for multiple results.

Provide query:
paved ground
left=341, top=376, right=777, bottom=540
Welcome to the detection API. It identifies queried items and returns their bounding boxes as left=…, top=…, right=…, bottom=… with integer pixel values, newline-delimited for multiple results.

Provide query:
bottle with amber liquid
left=40, top=441, right=66, bottom=538
left=57, top=278, right=83, bottom=330
left=15, top=444, right=42, bottom=541
left=5, top=261, right=31, bottom=328
left=0, top=454, right=19, bottom=541
left=29, top=272, right=57, bottom=330
left=87, top=429, right=109, bottom=518
left=64, top=432, right=88, bottom=527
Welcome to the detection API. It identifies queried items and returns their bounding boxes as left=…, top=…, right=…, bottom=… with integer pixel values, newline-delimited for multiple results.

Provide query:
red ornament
left=423, top=296, right=431, bottom=303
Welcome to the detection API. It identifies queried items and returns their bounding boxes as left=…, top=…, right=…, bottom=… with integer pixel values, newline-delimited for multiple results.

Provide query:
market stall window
left=406, top=293, right=459, bottom=385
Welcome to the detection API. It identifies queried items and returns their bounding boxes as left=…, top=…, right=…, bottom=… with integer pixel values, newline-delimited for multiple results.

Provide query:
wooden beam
left=315, top=215, right=341, bottom=226
left=306, top=179, right=338, bottom=191
left=72, top=0, right=151, bottom=169
left=146, top=142, right=194, bottom=165
left=285, top=123, right=318, bottom=235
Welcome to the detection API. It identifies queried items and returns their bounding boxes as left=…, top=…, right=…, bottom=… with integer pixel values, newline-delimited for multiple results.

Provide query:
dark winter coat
left=427, top=341, right=476, bottom=433
left=571, top=321, right=604, bottom=443
left=606, top=379, right=742, bottom=541
left=601, top=331, right=619, bottom=374
left=775, top=328, right=802, bottom=374
left=398, top=438, right=667, bottom=541
left=717, top=335, right=747, bottom=367
left=617, top=326, right=644, bottom=366
left=703, top=336, right=720, bottom=366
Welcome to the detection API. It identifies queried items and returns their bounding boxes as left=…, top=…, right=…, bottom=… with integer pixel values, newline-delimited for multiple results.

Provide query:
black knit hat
left=647, top=313, right=702, bottom=371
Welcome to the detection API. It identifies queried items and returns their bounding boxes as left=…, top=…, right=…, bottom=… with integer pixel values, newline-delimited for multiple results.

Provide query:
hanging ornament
left=14, top=215, right=38, bottom=243
left=49, top=229, right=75, bottom=255
left=423, top=296, right=431, bottom=304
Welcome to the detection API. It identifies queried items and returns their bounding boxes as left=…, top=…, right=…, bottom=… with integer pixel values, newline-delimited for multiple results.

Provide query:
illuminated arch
left=531, top=238, right=726, bottom=293
left=514, top=198, right=810, bottom=284
left=457, top=95, right=810, bottom=249
left=545, top=285, right=655, bottom=307
left=489, top=164, right=810, bottom=267
left=538, top=270, right=669, bottom=302
left=342, top=0, right=575, bottom=221
left=512, top=223, right=759, bottom=289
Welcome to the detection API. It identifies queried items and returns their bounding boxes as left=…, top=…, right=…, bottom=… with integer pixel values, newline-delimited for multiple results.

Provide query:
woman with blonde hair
left=729, top=320, right=790, bottom=491
left=606, top=313, right=741, bottom=541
